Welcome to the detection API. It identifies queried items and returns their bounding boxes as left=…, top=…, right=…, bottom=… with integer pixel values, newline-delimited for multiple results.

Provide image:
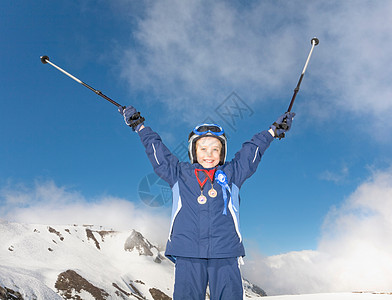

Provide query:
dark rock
left=85, top=229, right=100, bottom=250
left=0, top=286, right=24, bottom=300
left=149, top=288, right=171, bottom=300
left=112, top=283, right=130, bottom=297
left=243, top=278, right=267, bottom=297
left=48, top=227, right=64, bottom=241
left=128, top=282, right=145, bottom=299
left=97, top=230, right=116, bottom=242
left=55, top=269, right=109, bottom=300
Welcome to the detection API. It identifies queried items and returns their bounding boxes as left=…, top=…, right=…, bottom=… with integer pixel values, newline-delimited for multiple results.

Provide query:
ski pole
left=40, top=55, right=125, bottom=110
left=287, top=37, right=319, bottom=113
left=277, top=37, right=319, bottom=135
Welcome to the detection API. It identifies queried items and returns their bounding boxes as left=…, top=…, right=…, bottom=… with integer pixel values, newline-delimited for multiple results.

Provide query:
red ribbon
left=195, top=168, right=216, bottom=191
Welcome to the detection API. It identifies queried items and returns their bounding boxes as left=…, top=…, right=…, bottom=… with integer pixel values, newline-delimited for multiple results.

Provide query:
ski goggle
left=193, top=123, right=225, bottom=136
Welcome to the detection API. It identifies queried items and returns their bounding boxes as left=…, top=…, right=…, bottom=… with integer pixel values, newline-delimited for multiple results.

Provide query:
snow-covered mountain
left=0, top=220, right=266, bottom=299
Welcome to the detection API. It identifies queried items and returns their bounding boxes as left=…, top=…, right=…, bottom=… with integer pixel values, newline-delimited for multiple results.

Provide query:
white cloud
left=304, top=1, right=392, bottom=129
left=0, top=180, right=170, bottom=249
left=118, top=1, right=307, bottom=119
left=243, top=167, right=392, bottom=295
left=116, top=0, right=392, bottom=135
left=320, top=165, right=349, bottom=184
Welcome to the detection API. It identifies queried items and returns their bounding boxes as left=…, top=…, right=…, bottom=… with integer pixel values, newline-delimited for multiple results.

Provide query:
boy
left=120, top=106, right=295, bottom=300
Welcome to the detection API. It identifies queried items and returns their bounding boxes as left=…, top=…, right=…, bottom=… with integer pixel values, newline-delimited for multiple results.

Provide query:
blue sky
left=2, top=0, right=392, bottom=294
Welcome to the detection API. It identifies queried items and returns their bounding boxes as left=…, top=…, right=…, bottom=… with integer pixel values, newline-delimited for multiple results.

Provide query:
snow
left=259, top=293, right=392, bottom=300
left=0, top=221, right=175, bottom=299
left=1, top=220, right=391, bottom=299
left=0, top=265, right=62, bottom=299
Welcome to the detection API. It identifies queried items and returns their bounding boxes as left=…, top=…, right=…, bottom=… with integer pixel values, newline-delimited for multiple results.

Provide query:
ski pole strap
left=129, top=112, right=145, bottom=131
left=272, top=122, right=286, bottom=139
left=215, top=170, right=231, bottom=215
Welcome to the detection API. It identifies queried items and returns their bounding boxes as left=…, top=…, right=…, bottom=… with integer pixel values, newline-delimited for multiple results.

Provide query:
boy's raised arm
left=229, top=112, right=296, bottom=187
left=119, top=105, right=179, bottom=187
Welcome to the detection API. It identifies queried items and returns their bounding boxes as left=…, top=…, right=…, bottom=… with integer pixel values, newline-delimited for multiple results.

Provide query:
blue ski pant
left=173, top=257, right=244, bottom=300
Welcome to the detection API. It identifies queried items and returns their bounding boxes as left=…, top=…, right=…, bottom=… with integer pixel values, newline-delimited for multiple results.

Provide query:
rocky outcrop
left=86, top=228, right=101, bottom=250
left=0, top=286, right=24, bottom=300
left=243, top=278, right=267, bottom=297
left=124, top=230, right=166, bottom=264
left=48, top=226, right=64, bottom=241
left=149, top=287, right=172, bottom=300
left=55, top=269, right=109, bottom=300
left=124, top=230, right=154, bottom=256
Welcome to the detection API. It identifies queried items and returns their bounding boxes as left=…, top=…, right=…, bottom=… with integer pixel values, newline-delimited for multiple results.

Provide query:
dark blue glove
left=270, top=112, right=296, bottom=139
left=118, top=105, right=145, bottom=131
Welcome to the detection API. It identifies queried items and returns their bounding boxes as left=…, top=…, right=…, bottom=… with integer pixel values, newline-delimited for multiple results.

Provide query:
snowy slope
left=0, top=220, right=175, bottom=299
left=0, top=220, right=264, bottom=299
left=261, top=293, right=392, bottom=300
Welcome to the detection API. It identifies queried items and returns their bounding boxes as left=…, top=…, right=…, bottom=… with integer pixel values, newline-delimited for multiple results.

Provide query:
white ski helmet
left=188, top=123, right=227, bottom=165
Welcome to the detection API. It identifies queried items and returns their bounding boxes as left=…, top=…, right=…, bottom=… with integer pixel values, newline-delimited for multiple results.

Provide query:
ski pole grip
left=40, top=55, right=49, bottom=64
left=280, top=115, right=289, bottom=130
left=311, top=37, right=319, bottom=46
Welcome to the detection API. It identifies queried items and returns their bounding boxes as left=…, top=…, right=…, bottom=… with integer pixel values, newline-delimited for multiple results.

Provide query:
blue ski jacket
left=138, top=127, right=274, bottom=262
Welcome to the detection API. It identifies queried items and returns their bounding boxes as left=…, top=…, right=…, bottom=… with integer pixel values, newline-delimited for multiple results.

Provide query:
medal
left=197, top=193, right=207, bottom=204
left=208, top=188, right=217, bottom=198
left=195, top=168, right=217, bottom=204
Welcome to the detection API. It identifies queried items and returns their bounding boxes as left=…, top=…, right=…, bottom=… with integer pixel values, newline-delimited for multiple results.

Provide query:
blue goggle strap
left=193, top=124, right=224, bottom=136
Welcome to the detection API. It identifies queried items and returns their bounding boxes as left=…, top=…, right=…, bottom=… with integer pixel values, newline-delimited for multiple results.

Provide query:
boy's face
left=196, top=136, right=222, bottom=169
